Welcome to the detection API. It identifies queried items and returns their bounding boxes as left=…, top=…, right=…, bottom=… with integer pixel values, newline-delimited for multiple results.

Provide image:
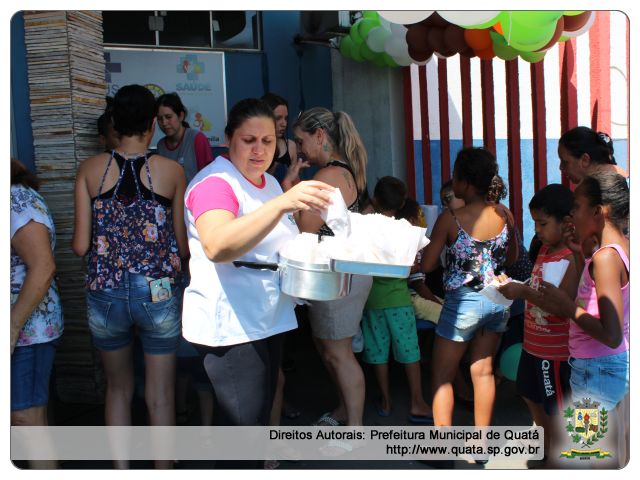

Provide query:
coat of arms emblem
left=561, top=398, right=611, bottom=459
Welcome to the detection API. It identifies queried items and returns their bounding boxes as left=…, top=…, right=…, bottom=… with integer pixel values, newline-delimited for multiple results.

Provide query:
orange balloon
left=464, top=28, right=492, bottom=51
left=493, top=22, right=504, bottom=36
left=475, top=45, right=495, bottom=60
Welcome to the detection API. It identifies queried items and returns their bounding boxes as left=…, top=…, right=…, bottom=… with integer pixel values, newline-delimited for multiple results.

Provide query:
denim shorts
left=568, top=351, right=629, bottom=410
left=436, top=285, right=510, bottom=342
left=11, top=339, right=59, bottom=411
left=87, top=272, right=181, bottom=355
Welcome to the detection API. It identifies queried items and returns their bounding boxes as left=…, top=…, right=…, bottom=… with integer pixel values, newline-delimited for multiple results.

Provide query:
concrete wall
left=331, top=49, right=406, bottom=195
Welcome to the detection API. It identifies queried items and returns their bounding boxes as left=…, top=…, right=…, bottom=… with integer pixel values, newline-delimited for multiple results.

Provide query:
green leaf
left=566, top=424, right=574, bottom=432
left=564, top=408, right=574, bottom=418
left=572, top=434, right=581, bottom=443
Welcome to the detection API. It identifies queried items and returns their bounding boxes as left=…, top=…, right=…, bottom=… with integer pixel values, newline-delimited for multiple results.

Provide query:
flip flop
left=313, top=412, right=345, bottom=426
left=374, top=398, right=392, bottom=417
left=408, top=414, right=434, bottom=425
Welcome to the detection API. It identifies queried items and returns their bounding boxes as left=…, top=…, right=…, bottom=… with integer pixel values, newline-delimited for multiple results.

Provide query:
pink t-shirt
left=185, top=176, right=240, bottom=221
left=569, top=244, right=630, bottom=359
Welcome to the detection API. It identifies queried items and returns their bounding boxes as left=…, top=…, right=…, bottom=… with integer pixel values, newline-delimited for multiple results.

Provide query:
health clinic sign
left=105, top=49, right=227, bottom=147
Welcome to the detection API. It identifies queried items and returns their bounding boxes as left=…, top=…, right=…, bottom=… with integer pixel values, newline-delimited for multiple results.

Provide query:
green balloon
left=362, top=11, right=380, bottom=21
left=508, top=20, right=557, bottom=52
left=358, top=18, right=380, bottom=39
left=350, top=22, right=364, bottom=45
left=498, top=343, right=522, bottom=382
left=520, top=50, right=546, bottom=63
left=339, top=36, right=354, bottom=59
left=563, top=10, right=584, bottom=16
left=350, top=41, right=365, bottom=61
left=372, top=53, right=387, bottom=67
left=558, top=34, right=570, bottom=42
left=512, top=11, right=563, bottom=28
left=490, top=31, right=519, bottom=60
left=382, top=52, right=398, bottom=67
left=359, top=42, right=377, bottom=61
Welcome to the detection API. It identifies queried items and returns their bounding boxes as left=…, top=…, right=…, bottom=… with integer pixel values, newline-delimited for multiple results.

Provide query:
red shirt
left=523, top=245, right=572, bottom=361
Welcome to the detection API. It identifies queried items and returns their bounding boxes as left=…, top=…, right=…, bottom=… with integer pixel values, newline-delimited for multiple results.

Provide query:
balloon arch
left=339, top=10, right=595, bottom=67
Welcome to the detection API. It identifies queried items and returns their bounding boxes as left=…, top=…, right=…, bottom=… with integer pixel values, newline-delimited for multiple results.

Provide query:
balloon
left=464, top=28, right=492, bottom=51
left=459, top=46, right=477, bottom=58
left=443, top=24, right=467, bottom=53
left=493, top=22, right=504, bottom=36
left=362, top=11, right=380, bottom=20
left=511, top=11, right=563, bottom=28
left=520, top=50, right=546, bottom=63
left=562, top=10, right=596, bottom=38
left=490, top=31, right=519, bottom=60
left=563, top=11, right=591, bottom=32
left=408, top=46, right=433, bottom=62
left=350, top=44, right=365, bottom=62
left=505, top=19, right=559, bottom=52
left=498, top=343, right=522, bottom=382
left=349, top=22, right=364, bottom=45
left=563, top=10, right=585, bottom=16
left=358, top=18, right=380, bottom=39
left=378, top=11, right=434, bottom=25
left=382, top=52, right=399, bottom=67
left=372, top=54, right=387, bottom=67
left=475, top=44, right=495, bottom=60
left=422, top=12, right=449, bottom=28
left=392, top=52, right=413, bottom=66
left=384, top=35, right=408, bottom=58
left=426, top=27, right=445, bottom=53
left=406, top=24, right=431, bottom=53
left=389, top=22, right=408, bottom=36
left=339, top=36, right=354, bottom=58
left=367, top=27, right=391, bottom=52
left=535, top=17, right=564, bottom=52
left=437, top=11, right=501, bottom=28
left=359, top=42, right=377, bottom=61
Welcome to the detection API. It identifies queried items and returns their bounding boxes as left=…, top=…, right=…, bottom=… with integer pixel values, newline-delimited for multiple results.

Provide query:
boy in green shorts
left=361, top=177, right=433, bottom=424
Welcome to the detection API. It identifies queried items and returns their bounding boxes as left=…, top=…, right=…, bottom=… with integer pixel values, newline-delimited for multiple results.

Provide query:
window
left=102, top=11, right=261, bottom=51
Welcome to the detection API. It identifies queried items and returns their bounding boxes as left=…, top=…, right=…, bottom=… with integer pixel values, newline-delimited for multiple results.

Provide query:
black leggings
left=196, top=334, right=283, bottom=426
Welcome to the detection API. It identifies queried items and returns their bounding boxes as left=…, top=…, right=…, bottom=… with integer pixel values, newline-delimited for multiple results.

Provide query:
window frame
left=102, top=11, right=263, bottom=52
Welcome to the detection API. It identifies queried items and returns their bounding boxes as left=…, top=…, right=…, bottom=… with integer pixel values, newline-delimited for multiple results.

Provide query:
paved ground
left=43, top=307, right=533, bottom=470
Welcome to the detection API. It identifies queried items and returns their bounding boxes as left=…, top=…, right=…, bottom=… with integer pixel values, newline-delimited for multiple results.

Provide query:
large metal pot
left=232, top=255, right=352, bottom=301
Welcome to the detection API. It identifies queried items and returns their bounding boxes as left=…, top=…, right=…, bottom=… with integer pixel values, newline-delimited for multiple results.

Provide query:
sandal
left=312, top=412, right=345, bottom=426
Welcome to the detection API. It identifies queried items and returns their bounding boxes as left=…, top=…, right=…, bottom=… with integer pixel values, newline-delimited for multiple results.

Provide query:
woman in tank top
left=261, top=93, right=298, bottom=183
left=286, top=107, right=372, bottom=432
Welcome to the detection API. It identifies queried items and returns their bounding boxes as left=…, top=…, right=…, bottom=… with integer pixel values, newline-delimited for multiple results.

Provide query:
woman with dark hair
left=558, top=126, right=627, bottom=184
left=156, top=92, right=213, bottom=182
left=261, top=93, right=300, bottom=182
left=11, top=159, right=63, bottom=469
left=421, top=147, right=518, bottom=444
left=290, top=107, right=372, bottom=429
left=181, top=98, right=332, bottom=428
left=73, top=84, right=189, bottom=469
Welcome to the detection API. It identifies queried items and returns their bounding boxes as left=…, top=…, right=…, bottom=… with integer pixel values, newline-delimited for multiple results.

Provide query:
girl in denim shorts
left=535, top=172, right=629, bottom=465
left=421, top=147, right=519, bottom=433
left=73, top=85, right=190, bottom=469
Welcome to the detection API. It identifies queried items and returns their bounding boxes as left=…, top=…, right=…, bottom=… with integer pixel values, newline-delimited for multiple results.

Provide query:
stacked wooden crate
left=24, top=11, right=106, bottom=404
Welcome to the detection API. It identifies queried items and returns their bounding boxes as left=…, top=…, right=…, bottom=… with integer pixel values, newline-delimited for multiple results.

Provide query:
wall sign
left=105, top=48, right=227, bottom=147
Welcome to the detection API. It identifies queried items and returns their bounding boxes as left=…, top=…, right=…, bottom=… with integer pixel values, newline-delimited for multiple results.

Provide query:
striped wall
left=404, top=11, right=629, bottom=246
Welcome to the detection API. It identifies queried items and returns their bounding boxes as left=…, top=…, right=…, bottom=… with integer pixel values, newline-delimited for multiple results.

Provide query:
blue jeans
left=436, top=285, right=510, bottom=342
left=569, top=351, right=629, bottom=410
left=11, top=339, right=59, bottom=411
left=86, top=272, right=181, bottom=354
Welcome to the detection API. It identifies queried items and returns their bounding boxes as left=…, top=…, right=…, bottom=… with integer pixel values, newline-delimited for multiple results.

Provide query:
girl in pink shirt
left=536, top=171, right=629, bottom=465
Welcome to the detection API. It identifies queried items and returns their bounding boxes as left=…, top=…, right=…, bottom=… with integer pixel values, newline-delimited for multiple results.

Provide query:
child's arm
left=411, top=280, right=443, bottom=304
left=536, top=249, right=626, bottom=349
left=420, top=210, right=452, bottom=273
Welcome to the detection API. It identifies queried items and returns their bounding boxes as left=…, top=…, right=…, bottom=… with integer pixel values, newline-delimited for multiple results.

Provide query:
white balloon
left=389, top=22, right=408, bottom=37
left=379, top=17, right=392, bottom=31
left=378, top=11, right=434, bottom=25
left=384, top=35, right=408, bottom=58
left=437, top=11, right=500, bottom=27
left=562, top=10, right=596, bottom=38
left=366, top=27, right=391, bottom=53
left=392, top=53, right=413, bottom=66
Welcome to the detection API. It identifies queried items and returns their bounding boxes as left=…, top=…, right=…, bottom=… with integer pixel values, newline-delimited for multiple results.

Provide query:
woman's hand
left=281, top=158, right=311, bottom=191
left=536, top=281, right=577, bottom=318
left=561, top=216, right=583, bottom=256
left=277, top=180, right=334, bottom=215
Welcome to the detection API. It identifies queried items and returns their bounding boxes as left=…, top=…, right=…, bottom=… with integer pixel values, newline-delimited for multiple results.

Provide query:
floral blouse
left=443, top=216, right=509, bottom=291
left=10, top=184, right=64, bottom=346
